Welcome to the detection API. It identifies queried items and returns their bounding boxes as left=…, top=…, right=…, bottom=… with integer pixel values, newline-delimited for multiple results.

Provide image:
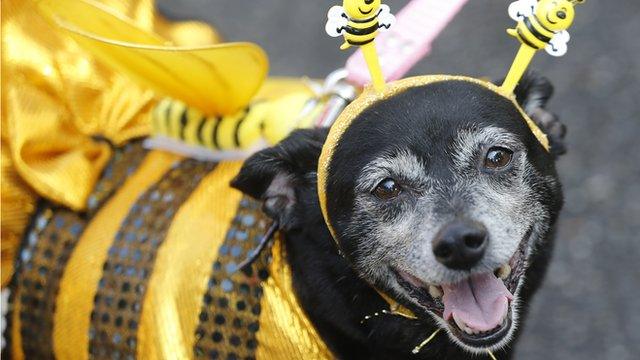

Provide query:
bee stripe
left=211, top=117, right=221, bottom=149
left=196, top=117, right=207, bottom=145
left=343, top=23, right=379, bottom=36
left=516, top=26, right=540, bottom=49
left=347, top=38, right=375, bottom=46
left=524, top=17, right=552, bottom=42
left=233, top=109, right=248, bottom=148
left=200, top=118, right=217, bottom=149
left=179, top=108, right=189, bottom=140
left=164, top=103, right=172, bottom=136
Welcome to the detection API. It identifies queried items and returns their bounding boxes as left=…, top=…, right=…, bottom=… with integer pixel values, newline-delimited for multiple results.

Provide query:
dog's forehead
left=331, top=81, right=529, bottom=172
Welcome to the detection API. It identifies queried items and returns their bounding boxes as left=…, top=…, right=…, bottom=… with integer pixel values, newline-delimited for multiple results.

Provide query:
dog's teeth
left=428, top=285, right=443, bottom=299
left=497, top=264, right=511, bottom=280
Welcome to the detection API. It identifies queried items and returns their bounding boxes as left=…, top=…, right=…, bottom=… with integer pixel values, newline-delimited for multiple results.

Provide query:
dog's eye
left=373, top=178, right=401, bottom=200
left=484, top=147, right=513, bottom=170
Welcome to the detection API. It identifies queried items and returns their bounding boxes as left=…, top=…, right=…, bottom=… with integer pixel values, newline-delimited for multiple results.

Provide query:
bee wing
left=377, top=4, right=396, bottom=31
left=325, top=6, right=348, bottom=37
left=545, top=30, right=571, bottom=57
left=508, top=0, right=537, bottom=21
left=36, top=0, right=267, bottom=116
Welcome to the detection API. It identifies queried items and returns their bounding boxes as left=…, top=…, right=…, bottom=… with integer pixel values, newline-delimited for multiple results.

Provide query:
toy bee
left=325, top=0, right=395, bottom=91
left=325, top=0, right=395, bottom=50
left=507, top=0, right=583, bottom=56
left=501, top=0, right=584, bottom=93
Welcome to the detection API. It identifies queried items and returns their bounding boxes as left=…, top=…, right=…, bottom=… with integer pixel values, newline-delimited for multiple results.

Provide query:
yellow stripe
left=137, top=161, right=244, bottom=359
left=200, top=117, right=217, bottom=148
left=237, top=103, right=267, bottom=149
left=52, top=150, right=181, bottom=360
left=152, top=99, right=172, bottom=136
left=11, top=288, right=25, bottom=360
left=183, top=109, right=203, bottom=144
left=168, top=101, right=187, bottom=139
left=217, top=111, right=244, bottom=150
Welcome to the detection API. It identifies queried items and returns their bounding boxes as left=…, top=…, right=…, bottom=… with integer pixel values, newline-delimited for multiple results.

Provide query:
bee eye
left=373, top=178, right=401, bottom=200
left=483, top=147, right=513, bottom=170
left=556, top=10, right=566, bottom=19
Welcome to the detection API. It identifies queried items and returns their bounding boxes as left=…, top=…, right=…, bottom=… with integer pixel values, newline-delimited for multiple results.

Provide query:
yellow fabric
left=0, top=0, right=222, bottom=286
left=52, top=150, right=180, bottom=360
left=0, top=142, right=37, bottom=286
left=256, top=238, right=333, bottom=360
left=36, top=0, right=268, bottom=116
left=137, top=162, right=244, bottom=359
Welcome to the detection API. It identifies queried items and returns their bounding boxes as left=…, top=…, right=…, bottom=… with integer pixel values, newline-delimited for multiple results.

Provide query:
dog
left=5, top=73, right=566, bottom=360
left=231, top=72, right=567, bottom=359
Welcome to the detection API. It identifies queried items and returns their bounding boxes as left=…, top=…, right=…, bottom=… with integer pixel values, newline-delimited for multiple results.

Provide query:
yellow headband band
left=317, top=75, right=549, bottom=242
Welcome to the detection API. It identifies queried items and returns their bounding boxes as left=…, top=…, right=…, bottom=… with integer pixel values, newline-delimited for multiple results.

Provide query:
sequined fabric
left=194, top=198, right=271, bottom=360
left=9, top=142, right=148, bottom=359
left=89, top=159, right=216, bottom=358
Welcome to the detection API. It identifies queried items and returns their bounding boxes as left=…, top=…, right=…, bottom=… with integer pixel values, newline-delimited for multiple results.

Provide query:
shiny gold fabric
left=52, top=150, right=180, bottom=359
left=45, top=153, right=331, bottom=359
left=0, top=0, right=221, bottom=285
left=257, top=238, right=333, bottom=359
left=137, top=162, right=243, bottom=359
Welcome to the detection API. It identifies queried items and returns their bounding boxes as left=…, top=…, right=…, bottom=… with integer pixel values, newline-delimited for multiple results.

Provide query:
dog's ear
left=512, top=71, right=567, bottom=157
left=231, top=128, right=328, bottom=229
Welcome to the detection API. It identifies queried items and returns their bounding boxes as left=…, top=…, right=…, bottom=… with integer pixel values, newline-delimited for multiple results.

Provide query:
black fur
left=232, top=73, right=565, bottom=359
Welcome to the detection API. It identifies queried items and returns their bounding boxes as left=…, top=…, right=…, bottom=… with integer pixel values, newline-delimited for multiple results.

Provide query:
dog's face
left=232, top=74, right=564, bottom=354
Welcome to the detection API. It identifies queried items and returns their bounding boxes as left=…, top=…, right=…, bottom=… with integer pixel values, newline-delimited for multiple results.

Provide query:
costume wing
left=508, top=0, right=537, bottom=21
left=377, top=5, right=396, bottom=31
left=325, top=6, right=348, bottom=37
left=546, top=30, right=571, bottom=56
left=36, top=0, right=268, bottom=116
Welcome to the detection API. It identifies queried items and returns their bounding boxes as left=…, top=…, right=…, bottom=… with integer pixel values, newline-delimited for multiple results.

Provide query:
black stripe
left=179, top=108, right=188, bottom=140
left=196, top=116, right=207, bottom=145
left=342, top=22, right=379, bottom=36
left=211, top=117, right=221, bottom=149
left=233, top=109, right=248, bottom=147
left=164, top=103, right=172, bottom=134
left=517, top=27, right=540, bottom=49
left=192, top=197, right=271, bottom=359
left=347, top=37, right=374, bottom=46
left=524, top=17, right=552, bottom=43
left=89, top=159, right=217, bottom=358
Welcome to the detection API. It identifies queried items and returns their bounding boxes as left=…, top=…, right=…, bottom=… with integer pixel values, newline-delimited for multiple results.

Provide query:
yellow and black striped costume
left=6, top=142, right=332, bottom=360
left=2, top=1, right=332, bottom=358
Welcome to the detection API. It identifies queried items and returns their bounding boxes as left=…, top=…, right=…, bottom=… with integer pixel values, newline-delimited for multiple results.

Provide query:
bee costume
left=1, top=0, right=584, bottom=359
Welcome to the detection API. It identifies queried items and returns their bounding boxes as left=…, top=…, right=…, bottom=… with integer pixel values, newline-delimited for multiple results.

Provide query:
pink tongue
left=442, top=273, right=513, bottom=332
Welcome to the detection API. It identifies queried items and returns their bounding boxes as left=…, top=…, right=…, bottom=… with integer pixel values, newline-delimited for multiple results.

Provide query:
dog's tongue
left=442, top=273, right=513, bottom=332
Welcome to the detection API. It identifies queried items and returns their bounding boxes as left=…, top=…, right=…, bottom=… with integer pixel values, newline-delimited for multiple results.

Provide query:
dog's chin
left=390, top=227, right=533, bottom=352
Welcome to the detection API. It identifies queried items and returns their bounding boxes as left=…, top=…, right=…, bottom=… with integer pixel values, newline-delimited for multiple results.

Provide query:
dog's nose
left=432, top=219, right=488, bottom=270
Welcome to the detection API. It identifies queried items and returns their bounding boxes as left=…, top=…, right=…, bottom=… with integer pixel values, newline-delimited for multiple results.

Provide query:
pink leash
left=345, top=0, right=469, bottom=86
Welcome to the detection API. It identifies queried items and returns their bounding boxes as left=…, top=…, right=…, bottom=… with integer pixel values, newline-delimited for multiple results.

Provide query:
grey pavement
left=159, top=1, right=640, bottom=358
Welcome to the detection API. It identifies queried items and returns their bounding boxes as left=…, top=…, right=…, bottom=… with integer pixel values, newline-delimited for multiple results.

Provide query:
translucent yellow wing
left=36, top=0, right=269, bottom=115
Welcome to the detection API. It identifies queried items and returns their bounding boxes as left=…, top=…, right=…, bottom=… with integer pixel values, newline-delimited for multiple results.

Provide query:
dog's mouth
left=392, top=227, right=532, bottom=349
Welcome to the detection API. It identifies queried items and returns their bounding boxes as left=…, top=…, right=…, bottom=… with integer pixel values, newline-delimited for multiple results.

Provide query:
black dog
left=232, top=72, right=566, bottom=359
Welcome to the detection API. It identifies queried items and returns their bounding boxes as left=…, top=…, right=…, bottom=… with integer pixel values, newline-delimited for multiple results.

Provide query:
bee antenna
left=569, top=0, right=585, bottom=4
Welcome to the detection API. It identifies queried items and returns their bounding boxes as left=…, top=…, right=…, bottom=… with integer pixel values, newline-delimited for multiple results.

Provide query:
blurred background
left=158, top=0, right=640, bottom=358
